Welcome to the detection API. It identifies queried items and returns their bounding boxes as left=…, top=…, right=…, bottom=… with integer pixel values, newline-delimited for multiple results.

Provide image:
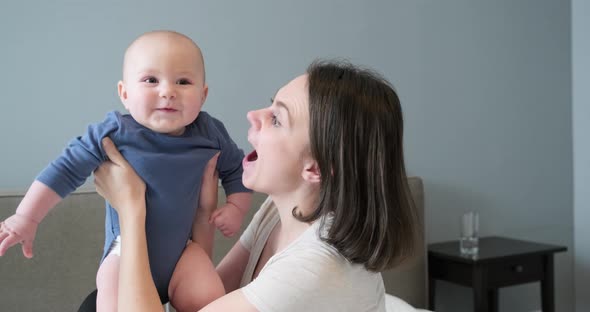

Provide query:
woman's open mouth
left=246, top=150, right=258, bottom=162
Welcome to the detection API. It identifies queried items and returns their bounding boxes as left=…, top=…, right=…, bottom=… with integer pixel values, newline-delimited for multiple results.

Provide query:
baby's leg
left=168, top=242, right=225, bottom=312
left=96, top=253, right=120, bottom=312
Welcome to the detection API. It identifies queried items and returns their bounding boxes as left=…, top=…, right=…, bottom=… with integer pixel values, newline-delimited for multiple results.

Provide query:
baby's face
left=118, top=35, right=207, bottom=136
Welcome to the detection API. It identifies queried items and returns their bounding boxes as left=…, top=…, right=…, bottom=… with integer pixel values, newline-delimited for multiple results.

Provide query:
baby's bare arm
left=209, top=192, right=252, bottom=237
left=226, top=192, right=252, bottom=217
left=0, top=181, right=61, bottom=258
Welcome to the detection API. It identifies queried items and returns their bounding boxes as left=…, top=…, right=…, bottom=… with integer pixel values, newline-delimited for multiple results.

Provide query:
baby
left=0, top=30, right=252, bottom=311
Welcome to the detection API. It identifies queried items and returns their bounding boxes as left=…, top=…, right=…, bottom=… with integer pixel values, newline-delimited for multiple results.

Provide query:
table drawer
left=487, top=255, right=544, bottom=287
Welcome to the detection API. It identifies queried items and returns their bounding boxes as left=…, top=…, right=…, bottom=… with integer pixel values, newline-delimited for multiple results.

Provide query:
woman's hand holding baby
left=94, top=137, right=146, bottom=223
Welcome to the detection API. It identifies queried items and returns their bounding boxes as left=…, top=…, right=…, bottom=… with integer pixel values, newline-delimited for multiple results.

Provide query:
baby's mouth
left=246, top=150, right=258, bottom=162
left=157, top=108, right=178, bottom=112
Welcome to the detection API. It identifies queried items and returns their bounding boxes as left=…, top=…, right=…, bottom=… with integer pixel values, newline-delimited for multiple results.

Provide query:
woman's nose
left=247, top=110, right=261, bottom=129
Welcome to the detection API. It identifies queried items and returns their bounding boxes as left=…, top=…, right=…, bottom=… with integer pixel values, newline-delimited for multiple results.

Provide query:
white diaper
left=106, top=235, right=121, bottom=257
left=106, top=235, right=190, bottom=258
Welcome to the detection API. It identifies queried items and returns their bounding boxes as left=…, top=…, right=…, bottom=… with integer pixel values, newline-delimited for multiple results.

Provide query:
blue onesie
left=36, top=110, right=249, bottom=302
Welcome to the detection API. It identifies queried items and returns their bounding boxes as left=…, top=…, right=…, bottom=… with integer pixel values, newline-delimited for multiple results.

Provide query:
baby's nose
left=159, top=84, right=176, bottom=99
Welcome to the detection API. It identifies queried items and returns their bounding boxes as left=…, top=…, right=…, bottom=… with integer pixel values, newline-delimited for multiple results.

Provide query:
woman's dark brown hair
left=297, top=60, right=418, bottom=272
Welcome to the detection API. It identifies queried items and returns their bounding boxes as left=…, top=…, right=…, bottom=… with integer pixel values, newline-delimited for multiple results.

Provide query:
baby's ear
left=201, top=84, right=209, bottom=105
left=302, top=160, right=321, bottom=184
left=117, top=81, right=128, bottom=107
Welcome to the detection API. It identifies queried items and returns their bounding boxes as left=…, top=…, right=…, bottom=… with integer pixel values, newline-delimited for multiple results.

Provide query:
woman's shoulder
left=241, top=207, right=386, bottom=311
left=249, top=196, right=278, bottom=228
left=239, top=196, right=278, bottom=250
left=277, top=220, right=374, bottom=277
left=245, top=224, right=385, bottom=311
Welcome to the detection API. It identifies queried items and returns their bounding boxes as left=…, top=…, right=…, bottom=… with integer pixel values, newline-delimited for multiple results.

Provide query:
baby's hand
left=209, top=203, right=245, bottom=237
left=0, top=214, right=39, bottom=258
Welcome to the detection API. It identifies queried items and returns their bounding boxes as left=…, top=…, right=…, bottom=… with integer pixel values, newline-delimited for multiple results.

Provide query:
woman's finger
left=96, top=139, right=146, bottom=216
left=93, top=163, right=111, bottom=196
left=93, top=176, right=104, bottom=198
left=204, top=153, right=220, bottom=177
left=200, top=153, right=220, bottom=222
left=101, top=137, right=126, bottom=167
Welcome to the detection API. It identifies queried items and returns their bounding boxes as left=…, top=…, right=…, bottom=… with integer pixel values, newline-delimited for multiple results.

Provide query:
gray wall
left=573, top=0, right=590, bottom=310
left=0, top=1, right=575, bottom=311
left=413, top=2, right=574, bottom=311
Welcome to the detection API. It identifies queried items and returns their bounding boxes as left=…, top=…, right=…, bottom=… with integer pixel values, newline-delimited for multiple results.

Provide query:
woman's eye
left=143, top=77, right=158, bottom=83
left=271, top=114, right=281, bottom=127
left=177, top=78, right=192, bottom=85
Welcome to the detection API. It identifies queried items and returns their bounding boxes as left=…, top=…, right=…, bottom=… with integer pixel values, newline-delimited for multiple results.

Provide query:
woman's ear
left=302, top=160, right=321, bottom=183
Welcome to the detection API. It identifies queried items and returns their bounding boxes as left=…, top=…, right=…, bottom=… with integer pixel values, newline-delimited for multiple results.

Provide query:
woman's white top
left=239, top=197, right=387, bottom=312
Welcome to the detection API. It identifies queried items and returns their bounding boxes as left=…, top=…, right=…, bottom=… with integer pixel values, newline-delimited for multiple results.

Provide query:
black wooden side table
left=428, top=236, right=566, bottom=312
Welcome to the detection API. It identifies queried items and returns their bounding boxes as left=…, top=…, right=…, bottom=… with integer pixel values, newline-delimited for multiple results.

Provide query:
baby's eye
left=176, top=78, right=192, bottom=85
left=143, top=77, right=158, bottom=84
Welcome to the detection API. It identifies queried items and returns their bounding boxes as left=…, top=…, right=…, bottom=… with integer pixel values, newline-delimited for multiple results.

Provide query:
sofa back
left=0, top=177, right=426, bottom=310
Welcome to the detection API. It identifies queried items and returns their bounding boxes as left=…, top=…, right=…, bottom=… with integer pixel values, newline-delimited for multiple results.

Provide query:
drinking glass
left=460, top=211, right=479, bottom=256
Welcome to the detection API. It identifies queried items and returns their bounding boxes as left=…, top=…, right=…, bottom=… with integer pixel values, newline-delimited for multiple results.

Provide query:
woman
left=93, top=60, right=419, bottom=311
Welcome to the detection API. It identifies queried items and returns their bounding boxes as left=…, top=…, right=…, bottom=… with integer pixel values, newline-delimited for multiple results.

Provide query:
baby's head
left=118, top=30, right=208, bottom=136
